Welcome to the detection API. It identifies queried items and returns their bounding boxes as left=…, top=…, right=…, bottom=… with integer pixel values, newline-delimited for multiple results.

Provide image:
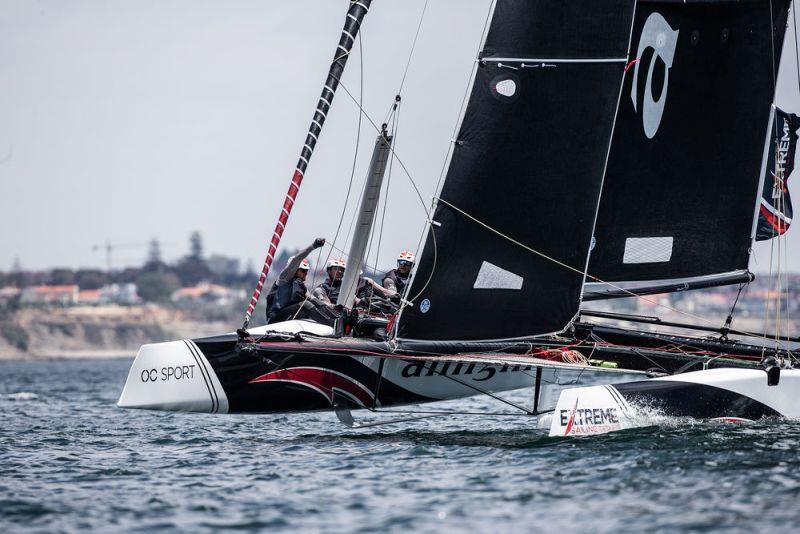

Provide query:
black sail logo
left=631, top=12, right=679, bottom=139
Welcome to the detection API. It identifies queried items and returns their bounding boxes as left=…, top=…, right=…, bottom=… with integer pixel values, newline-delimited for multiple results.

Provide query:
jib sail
left=756, top=107, right=798, bottom=241
left=586, top=0, right=791, bottom=297
left=397, top=0, right=637, bottom=341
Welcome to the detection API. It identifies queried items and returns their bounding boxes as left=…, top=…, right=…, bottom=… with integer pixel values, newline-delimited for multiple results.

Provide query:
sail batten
left=583, top=270, right=754, bottom=301
left=481, top=58, right=629, bottom=64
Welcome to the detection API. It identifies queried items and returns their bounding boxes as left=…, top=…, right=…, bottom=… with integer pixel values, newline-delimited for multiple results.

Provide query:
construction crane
left=91, top=239, right=172, bottom=273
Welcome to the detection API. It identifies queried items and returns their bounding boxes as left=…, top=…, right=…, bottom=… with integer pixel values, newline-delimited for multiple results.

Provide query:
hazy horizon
left=2, top=0, right=800, bottom=277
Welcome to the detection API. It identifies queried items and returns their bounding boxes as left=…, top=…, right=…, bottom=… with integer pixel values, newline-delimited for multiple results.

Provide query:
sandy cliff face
left=0, top=305, right=229, bottom=360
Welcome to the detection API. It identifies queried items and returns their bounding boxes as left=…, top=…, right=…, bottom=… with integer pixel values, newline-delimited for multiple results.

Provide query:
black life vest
left=317, top=278, right=342, bottom=304
left=383, top=268, right=409, bottom=296
left=266, top=278, right=307, bottom=318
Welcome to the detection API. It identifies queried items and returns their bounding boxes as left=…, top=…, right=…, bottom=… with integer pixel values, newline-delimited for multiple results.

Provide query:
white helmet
left=326, top=258, right=346, bottom=270
left=298, top=259, right=310, bottom=271
left=397, top=250, right=415, bottom=263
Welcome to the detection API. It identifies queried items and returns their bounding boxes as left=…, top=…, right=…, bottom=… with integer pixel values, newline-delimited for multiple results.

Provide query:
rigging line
left=256, top=347, right=538, bottom=415
left=415, top=359, right=534, bottom=414
left=330, top=31, right=365, bottom=262
left=434, top=0, right=496, bottom=201
left=398, top=0, right=429, bottom=95
left=331, top=68, right=438, bottom=327
left=762, top=0, right=781, bottom=349
left=394, top=0, right=495, bottom=320
left=342, top=158, right=369, bottom=252
left=324, top=241, right=391, bottom=274
left=289, top=32, right=366, bottom=323
left=436, top=196, right=781, bottom=341
left=379, top=0, right=429, bottom=126
left=721, top=282, right=748, bottom=336
left=373, top=105, right=401, bottom=282
left=329, top=71, right=431, bottom=220
left=762, top=164, right=779, bottom=355
left=405, top=223, right=437, bottom=304
left=367, top=409, right=539, bottom=418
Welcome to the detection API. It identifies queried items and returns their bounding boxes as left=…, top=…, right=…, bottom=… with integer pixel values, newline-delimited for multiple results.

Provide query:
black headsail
left=756, top=107, right=798, bottom=241
left=397, top=0, right=637, bottom=341
left=585, top=0, right=792, bottom=300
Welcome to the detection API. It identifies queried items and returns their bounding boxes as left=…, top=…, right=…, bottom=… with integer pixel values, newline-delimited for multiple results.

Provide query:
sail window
left=490, top=74, right=520, bottom=103
left=473, top=261, right=524, bottom=290
left=495, top=79, right=516, bottom=97
left=622, top=237, right=673, bottom=264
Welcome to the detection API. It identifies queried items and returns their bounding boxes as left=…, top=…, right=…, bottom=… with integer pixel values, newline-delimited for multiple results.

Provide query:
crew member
left=355, top=271, right=394, bottom=306
left=312, top=258, right=346, bottom=305
left=382, top=250, right=414, bottom=299
left=265, top=238, right=325, bottom=324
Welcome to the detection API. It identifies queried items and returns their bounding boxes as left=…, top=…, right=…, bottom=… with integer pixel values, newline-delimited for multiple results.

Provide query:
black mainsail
left=397, top=0, right=638, bottom=341
left=586, top=0, right=792, bottom=298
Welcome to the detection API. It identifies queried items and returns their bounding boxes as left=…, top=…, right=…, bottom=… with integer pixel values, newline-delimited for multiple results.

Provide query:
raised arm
left=277, top=238, right=325, bottom=284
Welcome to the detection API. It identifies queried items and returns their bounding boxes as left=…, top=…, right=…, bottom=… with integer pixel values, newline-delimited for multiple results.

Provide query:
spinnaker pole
left=242, top=0, right=373, bottom=330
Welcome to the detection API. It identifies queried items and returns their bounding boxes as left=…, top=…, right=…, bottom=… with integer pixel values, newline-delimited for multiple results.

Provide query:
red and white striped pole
left=241, top=0, right=373, bottom=331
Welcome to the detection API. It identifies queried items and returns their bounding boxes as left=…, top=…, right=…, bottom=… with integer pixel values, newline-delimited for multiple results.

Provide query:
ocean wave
left=5, top=392, right=39, bottom=401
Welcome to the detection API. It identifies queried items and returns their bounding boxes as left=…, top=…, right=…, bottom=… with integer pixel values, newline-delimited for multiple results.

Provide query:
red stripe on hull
left=249, top=367, right=375, bottom=407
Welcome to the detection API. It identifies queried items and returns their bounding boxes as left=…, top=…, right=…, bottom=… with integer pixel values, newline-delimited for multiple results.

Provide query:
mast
left=337, top=130, right=393, bottom=309
left=241, top=0, right=372, bottom=330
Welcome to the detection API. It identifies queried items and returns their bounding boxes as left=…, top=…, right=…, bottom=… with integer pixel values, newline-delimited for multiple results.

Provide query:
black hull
left=614, top=380, right=780, bottom=420
left=119, top=321, right=781, bottom=415
left=191, top=328, right=766, bottom=414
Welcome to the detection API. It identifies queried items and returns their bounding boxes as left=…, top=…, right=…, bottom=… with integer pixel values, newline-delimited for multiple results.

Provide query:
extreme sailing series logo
left=630, top=12, right=679, bottom=139
left=561, top=397, right=622, bottom=436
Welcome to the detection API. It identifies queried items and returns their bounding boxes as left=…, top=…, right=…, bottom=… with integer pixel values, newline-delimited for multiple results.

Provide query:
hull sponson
left=614, top=380, right=780, bottom=420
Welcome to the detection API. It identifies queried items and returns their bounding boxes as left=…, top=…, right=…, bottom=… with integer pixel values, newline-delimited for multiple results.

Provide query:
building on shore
left=171, top=282, right=245, bottom=306
left=20, top=285, right=80, bottom=306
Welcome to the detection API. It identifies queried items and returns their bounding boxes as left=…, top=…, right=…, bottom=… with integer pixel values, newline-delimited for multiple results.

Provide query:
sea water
left=2, top=358, right=800, bottom=532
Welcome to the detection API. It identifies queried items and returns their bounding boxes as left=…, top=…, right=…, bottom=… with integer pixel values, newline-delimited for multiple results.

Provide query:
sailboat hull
left=549, top=368, right=800, bottom=436
left=117, top=322, right=646, bottom=415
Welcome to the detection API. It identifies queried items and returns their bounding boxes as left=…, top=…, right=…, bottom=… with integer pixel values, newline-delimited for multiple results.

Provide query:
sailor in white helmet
left=265, top=237, right=326, bottom=324
left=382, top=250, right=414, bottom=298
left=312, top=258, right=347, bottom=305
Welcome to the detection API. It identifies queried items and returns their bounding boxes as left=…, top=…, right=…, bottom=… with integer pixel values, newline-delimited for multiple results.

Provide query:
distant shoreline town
left=0, top=232, right=306, bottom=359
left=1, top=232, right=798, bottom=358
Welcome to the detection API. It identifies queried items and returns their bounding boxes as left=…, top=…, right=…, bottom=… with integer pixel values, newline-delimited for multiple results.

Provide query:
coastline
left=0, top=304, right=232, bottom=361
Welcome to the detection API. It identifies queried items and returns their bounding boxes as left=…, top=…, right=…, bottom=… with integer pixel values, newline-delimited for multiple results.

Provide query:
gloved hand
left=313, top=237, right=326, bottom=249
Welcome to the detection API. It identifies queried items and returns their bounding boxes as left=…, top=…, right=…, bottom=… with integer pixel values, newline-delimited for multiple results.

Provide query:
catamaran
left=119, top=0, right=799, bottom=432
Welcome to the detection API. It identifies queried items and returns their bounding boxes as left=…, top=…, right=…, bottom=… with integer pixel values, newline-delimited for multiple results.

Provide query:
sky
left=1, top=0, right=799, bottom=276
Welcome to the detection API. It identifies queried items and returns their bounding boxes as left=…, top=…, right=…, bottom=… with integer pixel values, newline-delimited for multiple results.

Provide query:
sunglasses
left=398, top=260, right=413, bottom=266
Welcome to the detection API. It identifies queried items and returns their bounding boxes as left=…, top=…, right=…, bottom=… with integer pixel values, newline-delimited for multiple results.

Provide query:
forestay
left=587, top=0, right=792, bottom=292
left=398, top=0, right=637, bottom=341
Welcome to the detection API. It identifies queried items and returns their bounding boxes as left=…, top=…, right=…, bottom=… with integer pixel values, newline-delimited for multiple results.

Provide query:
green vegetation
left=135, top=272, right=180, bottom=302
left=142, top=323, right=169, bottom=343
left=1, top=322, right=29, bottom=351
left=83, top=323, right=105, bottom=346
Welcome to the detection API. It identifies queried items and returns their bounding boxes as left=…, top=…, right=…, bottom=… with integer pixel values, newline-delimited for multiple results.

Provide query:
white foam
left=6, top=392, right=39, bottom=401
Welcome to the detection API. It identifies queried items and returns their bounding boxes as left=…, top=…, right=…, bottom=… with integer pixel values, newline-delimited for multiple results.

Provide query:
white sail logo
left=631, top=13, right=679, bottom=139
